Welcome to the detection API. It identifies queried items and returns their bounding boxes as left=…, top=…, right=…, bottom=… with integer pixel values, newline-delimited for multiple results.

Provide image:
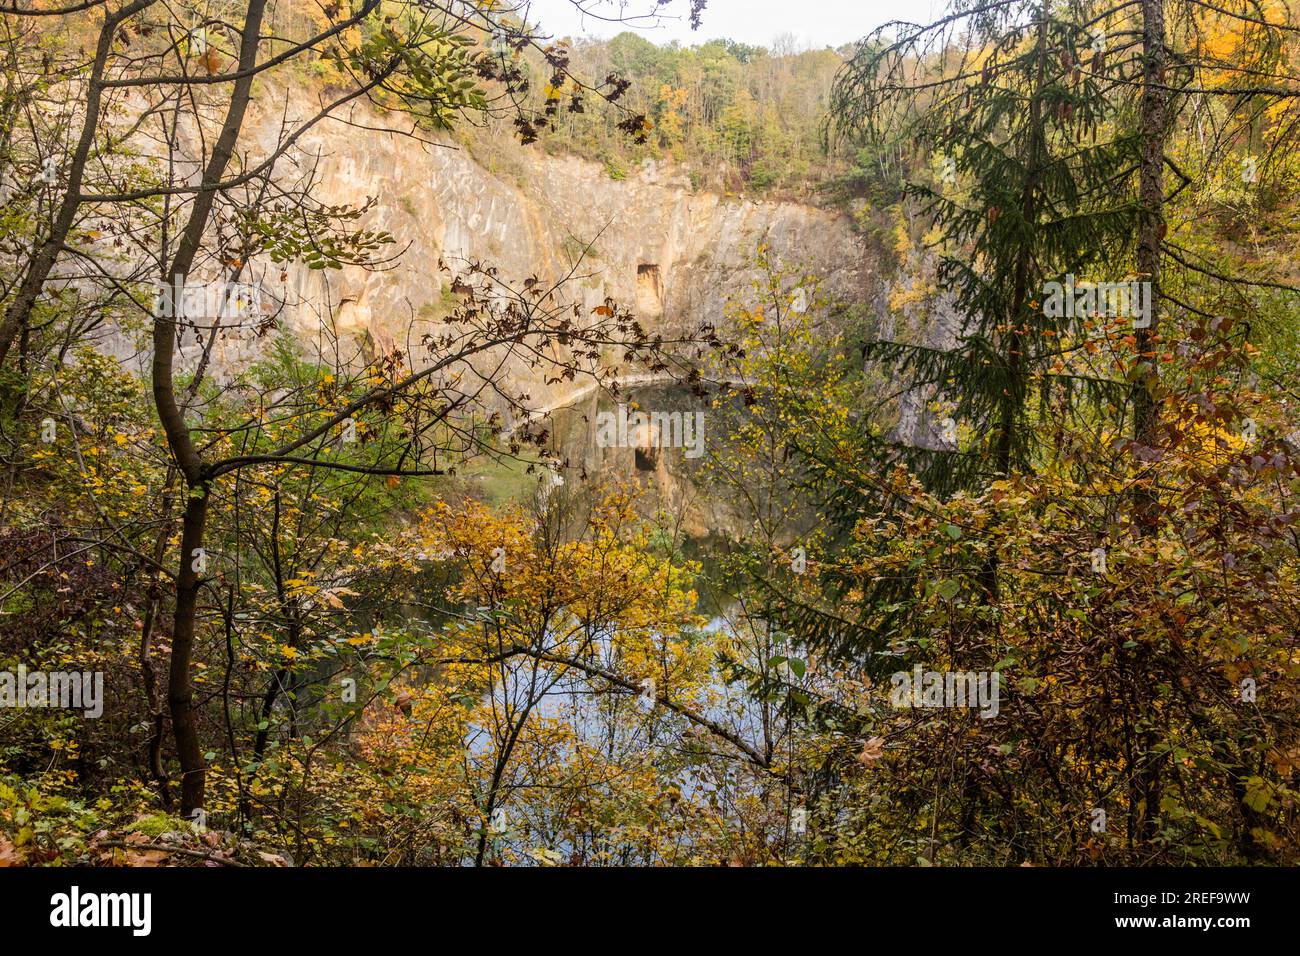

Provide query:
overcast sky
left=519, top=0, right=949, bottom=49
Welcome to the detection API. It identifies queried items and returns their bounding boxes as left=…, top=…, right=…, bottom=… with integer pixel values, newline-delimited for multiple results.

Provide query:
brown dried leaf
left=125, top=849, right=168, bottom=866
left=857, top=736, right=885, bottom=766
left=0, top=834, right=21, bottom=867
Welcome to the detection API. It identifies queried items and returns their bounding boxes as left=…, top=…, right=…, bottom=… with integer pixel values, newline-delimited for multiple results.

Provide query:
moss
left=130, top=813, right=188, bottom=837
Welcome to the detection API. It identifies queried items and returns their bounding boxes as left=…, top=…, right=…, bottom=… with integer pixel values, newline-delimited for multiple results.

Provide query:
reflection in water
left=539, top=383, right=743, bottom=547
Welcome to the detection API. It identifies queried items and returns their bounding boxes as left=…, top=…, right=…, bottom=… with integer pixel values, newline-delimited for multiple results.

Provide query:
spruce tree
left=832, top=0, right=1141, bottom=496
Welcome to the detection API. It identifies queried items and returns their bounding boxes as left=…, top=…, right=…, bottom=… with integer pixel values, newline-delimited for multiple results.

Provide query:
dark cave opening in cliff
left=636, top=263, right=663, bottom=315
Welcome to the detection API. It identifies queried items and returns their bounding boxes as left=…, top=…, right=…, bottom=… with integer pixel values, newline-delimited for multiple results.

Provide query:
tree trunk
left=169, top=489, right=210, bottom=815
left=1133, top=0, right=1168, bottom=526
left=154, top=0, right=268, bottom=817
left=0, top=0, right=157, bottom=366
left=1128, top=0, right=1170, bottom=849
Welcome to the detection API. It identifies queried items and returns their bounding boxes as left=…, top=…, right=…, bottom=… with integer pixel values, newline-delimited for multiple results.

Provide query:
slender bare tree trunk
left=1130, top=0, right=1170, bottom=846
left=167, top=491, right=209, bottom=813
left=0, top=0, right=156, bottom=366
left=1134, top=0, right=1167, bottom=514
left=154, top=0, right=268, bottom=816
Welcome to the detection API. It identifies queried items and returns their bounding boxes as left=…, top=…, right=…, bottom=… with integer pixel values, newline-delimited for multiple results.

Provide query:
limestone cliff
left=180, top=96, right=869, bottom=400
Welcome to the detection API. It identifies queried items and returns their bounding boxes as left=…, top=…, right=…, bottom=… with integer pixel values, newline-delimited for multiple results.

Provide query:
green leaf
left=1243, top=777, right=1271, bottom=813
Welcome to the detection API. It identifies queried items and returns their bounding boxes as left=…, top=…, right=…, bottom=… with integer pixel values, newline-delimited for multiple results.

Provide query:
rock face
left=179, top=97, right=868, bottom=402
